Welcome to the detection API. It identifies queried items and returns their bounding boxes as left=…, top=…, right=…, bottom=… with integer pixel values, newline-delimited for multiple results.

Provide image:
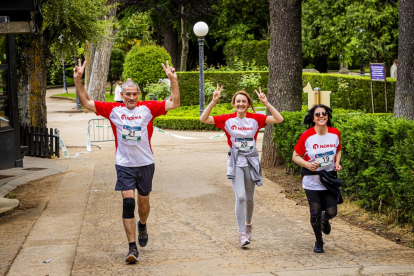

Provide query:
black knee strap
left=123, top=198, right=135, bottom=219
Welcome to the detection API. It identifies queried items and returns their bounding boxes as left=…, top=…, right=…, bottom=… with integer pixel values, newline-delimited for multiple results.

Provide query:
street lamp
left=193, top=21, right=209, bottom=117
left=59, top=35, right=68, bottom=93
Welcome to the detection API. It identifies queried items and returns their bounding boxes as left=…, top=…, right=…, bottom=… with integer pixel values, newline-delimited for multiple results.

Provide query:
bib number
left=315, top=150, right=334, bottom=167
left=122, top=125, right=141, bottom=141
left=234, top=138, right=254, bottom=151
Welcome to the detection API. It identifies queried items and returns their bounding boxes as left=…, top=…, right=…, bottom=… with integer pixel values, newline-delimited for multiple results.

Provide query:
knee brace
left=123, top=198, right=135, bottom=219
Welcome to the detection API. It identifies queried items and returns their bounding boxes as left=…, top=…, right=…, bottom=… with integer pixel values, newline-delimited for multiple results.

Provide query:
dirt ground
left=264, top=166, right=414, bottom=249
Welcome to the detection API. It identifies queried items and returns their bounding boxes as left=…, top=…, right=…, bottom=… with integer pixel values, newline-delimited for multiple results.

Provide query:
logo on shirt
left=313, top=143, right=335, bottom=150
left=121, top=114, right=142, bottom=120
left=231, top=125, right=253, bottom=131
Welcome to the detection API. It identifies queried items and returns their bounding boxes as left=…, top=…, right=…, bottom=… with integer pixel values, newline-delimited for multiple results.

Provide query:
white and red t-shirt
left=213, top=112, right=267, bottom=167
left=294, top=127, right=342, bottom=190
left=95, top=101, right=166, bottom=167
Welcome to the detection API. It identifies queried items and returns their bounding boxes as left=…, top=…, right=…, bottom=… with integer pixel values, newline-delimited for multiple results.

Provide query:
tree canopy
left=302, top=0, right=398, bottom=65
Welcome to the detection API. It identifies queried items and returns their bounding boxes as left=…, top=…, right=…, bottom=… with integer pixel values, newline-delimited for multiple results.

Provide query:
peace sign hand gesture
left=254, top=87, right=268, bottom=105
left=74, top=59, right=86, bottom=80
left=162, top=60, right=177, bottom=81
left=212, top=84, right=223, bottom=102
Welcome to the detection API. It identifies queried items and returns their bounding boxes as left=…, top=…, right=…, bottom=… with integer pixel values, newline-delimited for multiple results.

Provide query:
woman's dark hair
left=303, top=104, right=333, bottom=129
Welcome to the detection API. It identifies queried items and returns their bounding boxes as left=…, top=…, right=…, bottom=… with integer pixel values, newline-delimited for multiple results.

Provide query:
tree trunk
left=163, top=24, right=179, bottom=68
left=179, top=6, right=189, bottom=71
left=16, top=34, right=50, bottom=128
left=393, top=0, right=414, bottom=120
left=88, top=1, right=117, bottom=101
left=84, top=42, right=95, bottom=93
left=261, top=0, right=302, bottom=168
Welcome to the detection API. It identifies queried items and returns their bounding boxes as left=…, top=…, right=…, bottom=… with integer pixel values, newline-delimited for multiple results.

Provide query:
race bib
left=315, top=150, right=334, bottom=167
left=121, top=125, right=141, bottom=141
left=234, top=138, right=254, bottom=151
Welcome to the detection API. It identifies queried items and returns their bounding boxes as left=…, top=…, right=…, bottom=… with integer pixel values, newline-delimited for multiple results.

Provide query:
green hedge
left=223, top=40, right=269, bottom=68
left=177, top=71, right=269, bottom=105
left=177, top=71, right=396, bottom=113
left=153, top=116, right=217, bottom=131
left=273, top=111, right=414, bottom=223
left=302, top=73, right=396, bottom=113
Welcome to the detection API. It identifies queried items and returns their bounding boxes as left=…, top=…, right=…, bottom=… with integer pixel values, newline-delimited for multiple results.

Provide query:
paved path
left=4, top=88, right=414, bottom=275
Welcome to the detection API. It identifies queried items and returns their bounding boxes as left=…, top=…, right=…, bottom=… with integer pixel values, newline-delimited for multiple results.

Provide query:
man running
left=73, top=60, right=180, bottom=263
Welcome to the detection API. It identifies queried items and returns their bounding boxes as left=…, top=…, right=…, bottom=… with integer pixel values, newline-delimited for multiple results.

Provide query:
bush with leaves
left=272, top=110, right=414, bottom=223
left=123, top=45, right=172, bottom=99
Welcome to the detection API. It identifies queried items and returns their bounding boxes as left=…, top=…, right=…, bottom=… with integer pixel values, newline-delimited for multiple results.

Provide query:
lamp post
left=74, top=54, right=81, bottom=109
left=193, top=22, right=209, bottom=117
left=59, top=35, right=68, bottom=93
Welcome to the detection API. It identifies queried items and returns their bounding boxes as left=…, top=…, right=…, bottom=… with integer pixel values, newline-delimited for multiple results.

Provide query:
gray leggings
left=230, top=166, right=256, bottom=233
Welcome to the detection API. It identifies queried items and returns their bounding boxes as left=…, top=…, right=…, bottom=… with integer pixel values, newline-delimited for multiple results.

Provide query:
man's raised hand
left=212, top=84, right=223, bottom=102
left=162, top=60, right=177, bottom=81
left=74, top=59, right=86, bottom=80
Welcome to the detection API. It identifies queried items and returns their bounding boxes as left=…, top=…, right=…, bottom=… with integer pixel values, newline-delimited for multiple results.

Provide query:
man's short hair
left=394, top=59, right=398, bottom=63
left=122, top=80, right=140, bottom=93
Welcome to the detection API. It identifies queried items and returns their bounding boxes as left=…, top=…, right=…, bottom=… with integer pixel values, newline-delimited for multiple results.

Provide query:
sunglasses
left=314, top=111, right=327, bottom=117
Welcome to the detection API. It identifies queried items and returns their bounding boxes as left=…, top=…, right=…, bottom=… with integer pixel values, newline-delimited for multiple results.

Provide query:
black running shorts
left=304, top=189, right=337, bottom=209
left=115, top=164, right=155, bottom=196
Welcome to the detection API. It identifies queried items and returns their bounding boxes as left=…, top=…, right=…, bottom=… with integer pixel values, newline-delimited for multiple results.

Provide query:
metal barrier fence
left=86, top=118, right=114, bottom=151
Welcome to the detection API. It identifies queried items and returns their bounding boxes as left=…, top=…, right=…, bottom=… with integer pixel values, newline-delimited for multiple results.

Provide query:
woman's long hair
left=232, top=91, right=256, bottom=113
left=303, top=104, right=333, bottom=129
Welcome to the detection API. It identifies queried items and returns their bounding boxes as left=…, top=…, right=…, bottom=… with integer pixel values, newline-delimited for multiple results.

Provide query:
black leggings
left=304, top=189, right=338, bottom=242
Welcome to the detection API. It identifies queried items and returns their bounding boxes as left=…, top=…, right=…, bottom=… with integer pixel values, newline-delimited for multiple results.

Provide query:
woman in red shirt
left=200, top=85, right=284, bottom=247
left=292, top=104, right=343, bottom=253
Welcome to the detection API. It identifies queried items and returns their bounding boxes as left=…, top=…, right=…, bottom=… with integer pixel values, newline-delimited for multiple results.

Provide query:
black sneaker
left=321, top=212, right=331, bottom=235
left=125, top=248, right=139, bottom=263
left=313, top=240, right=324, bottom=253
left=137, top=220, right=148, bottom=247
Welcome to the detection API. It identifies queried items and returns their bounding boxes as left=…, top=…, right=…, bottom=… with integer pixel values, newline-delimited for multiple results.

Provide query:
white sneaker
left=239, top=232, right=250, bottom=247
left=245, top=224, right=252, bottom=240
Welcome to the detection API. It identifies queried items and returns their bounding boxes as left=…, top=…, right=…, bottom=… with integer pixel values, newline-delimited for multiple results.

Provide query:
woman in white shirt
left=114, top=81, right=123, bottom=103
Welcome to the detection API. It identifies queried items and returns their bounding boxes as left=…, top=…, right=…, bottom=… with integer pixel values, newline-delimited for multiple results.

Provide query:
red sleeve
left=294, top=133, right=307, bottom=156
left=336, top=129, right=342, bottom=151
left=145, top=100, right=167, bottom=118
left=213, top=114, right=230, bottom=130
left=254, top=113, right=267, bottom=129
left=95, top=101, right=118, bottom=119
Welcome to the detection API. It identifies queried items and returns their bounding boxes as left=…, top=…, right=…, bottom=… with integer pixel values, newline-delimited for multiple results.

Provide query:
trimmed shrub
left=123, top=45, right=172, bottom=96
left=153, top=116, right=217, bottom=131
left=272, top=111, right=414, bottom=223
left=176, top=71, right=396, bottom=113
left=177, top=71, right=269, bottom=106
left=302, top=73, right=396, bottom=113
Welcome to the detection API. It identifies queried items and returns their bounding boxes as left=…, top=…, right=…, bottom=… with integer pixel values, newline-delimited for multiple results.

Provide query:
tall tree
left=393, top=0, right=414, bottom=120
left=87, top=0, right=118, bottom=101
left=261, top=0, right=302, bottom=168
left=122, top=0, right=217, bottom=70
left=16, top=0, right=110, bottom=128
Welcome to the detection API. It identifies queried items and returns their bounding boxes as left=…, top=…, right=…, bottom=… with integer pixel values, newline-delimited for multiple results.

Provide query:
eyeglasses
left=314, top=111, right=327, bottom=117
